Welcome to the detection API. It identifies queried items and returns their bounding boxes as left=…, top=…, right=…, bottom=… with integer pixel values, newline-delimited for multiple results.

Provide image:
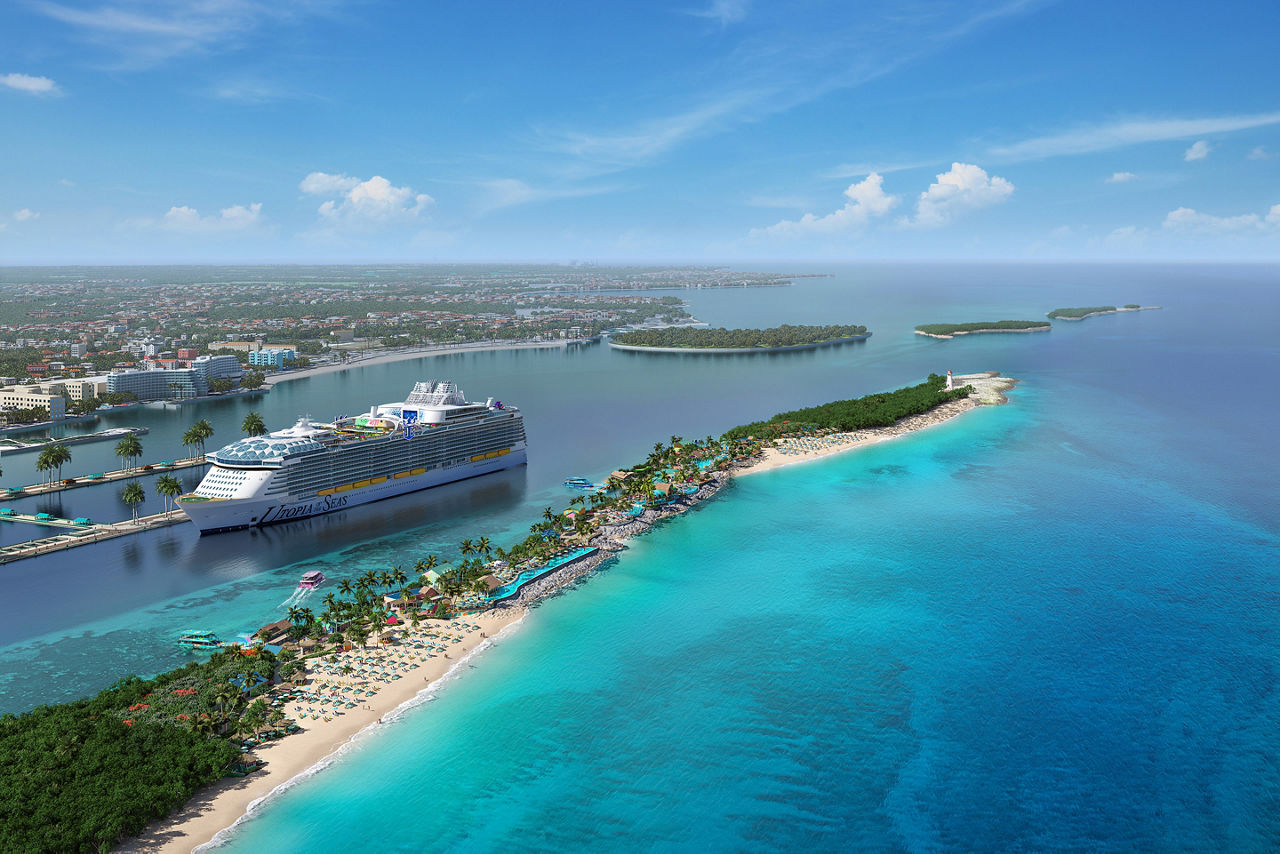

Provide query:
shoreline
left=261, top=340, right=569, bottom=387
left=915, top=327, right=1050, bottom=340
left=122, top=608, right=524, bottom=854
left=607, top=333, right=871, bottom=355
left=127, top=370, right=1016, bottom=852
left=1049, top=305, right=1162, bottom=321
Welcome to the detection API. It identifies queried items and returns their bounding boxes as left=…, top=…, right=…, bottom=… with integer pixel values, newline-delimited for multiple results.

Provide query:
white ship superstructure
left=177, top=381, right=526, bottom=533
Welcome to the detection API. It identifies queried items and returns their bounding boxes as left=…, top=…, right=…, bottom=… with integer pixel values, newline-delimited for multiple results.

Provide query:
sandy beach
left=262, top=340, right=568, bottom=387
left=126, top=370, right=1014, bottom=852
left=122, top=608, right=524, bottom=854
left=737, top=372, right=1017, bottom=476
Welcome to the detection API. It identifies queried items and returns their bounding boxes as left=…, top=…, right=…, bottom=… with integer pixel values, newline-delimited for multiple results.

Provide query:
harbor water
left=1, top=264, right=1277, bottom=850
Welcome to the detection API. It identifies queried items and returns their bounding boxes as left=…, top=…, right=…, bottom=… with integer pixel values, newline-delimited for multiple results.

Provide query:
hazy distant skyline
left=2, top=0, right=1278, bottom=263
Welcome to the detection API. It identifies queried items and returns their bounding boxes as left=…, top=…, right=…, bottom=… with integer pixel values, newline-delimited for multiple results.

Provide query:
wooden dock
left=5, top=457, right=208, bottom=498
left=0, top=510, right=189, bottom=564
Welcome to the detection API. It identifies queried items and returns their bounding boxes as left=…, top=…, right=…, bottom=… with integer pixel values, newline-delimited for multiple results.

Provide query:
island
left=914, top=320, right=1051, bottom=339
left=2, top=371, right=1016, bottom=854
left=609, top=323, right=870, bottom=353
left=1047, top=304, right=1161, bottom=320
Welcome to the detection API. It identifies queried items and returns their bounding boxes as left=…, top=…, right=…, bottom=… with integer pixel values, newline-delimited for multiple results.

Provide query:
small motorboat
left=298, top=570, right=326, bottom=589
left=177, top=630, right=222, bottom=651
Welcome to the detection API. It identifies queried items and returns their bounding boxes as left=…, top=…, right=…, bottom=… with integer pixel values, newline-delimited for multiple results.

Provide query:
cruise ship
left=176, top=381, right=526, bottom=534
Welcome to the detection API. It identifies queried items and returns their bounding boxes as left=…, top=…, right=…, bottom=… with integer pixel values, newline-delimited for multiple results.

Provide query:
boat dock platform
left=0, top=427, right=149, bottom=455
left=4, top=456, right=208, bottom=498
left=0, top=510, right=188, bottom=565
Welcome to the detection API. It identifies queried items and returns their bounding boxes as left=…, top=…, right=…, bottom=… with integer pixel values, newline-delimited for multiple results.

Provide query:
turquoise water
left=214, top=266, right=1280, bottom=852
left=2, top=264, right=1277, bottom=849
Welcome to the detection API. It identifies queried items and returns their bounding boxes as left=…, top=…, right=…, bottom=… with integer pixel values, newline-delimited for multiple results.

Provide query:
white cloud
left=2, top=73, right=61, bottom=96
left=1248, top=146, right=1271, bottom=161
left=299, top=172, right=361, bottom=195
left=58, top=178, right=75, bottom=187
left=1162, top=204, right=1280, bottom=234
left=476, top=179, right=614, bottom=214
left=306, top=174, right=433, bottom=227
left=906, top=162, right=1013, bottom=227
left=33, top=0, right=341, bottom=68
left=13, top=209, right=40, bottom=221
left=686, top=0, right=749, bottom=26
left=1105, top=171, right=1136, bottom=183
left=989, top=111, right=1280, bottom=161
left=1184, top=140, right=1211, bottom=161
left=752, top=173, right=898, bottom=238
left=161, top=202, right=262, bottom=233
left=1104, top=225, right=1148, bottom=246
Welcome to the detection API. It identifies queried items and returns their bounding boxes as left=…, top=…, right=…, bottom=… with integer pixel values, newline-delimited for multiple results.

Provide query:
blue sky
left=2, top=0, right=1278, bottom=263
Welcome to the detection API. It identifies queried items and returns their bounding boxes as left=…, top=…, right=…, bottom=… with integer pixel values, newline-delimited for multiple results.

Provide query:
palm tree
left=337, top=578, right=354, bottom=597
left=477, top=536, right=490, bottom=556
left=114, top=433, right=143, bottom=473
left=35, top=449, right=54, bottom=485
left=121, top=481, right=145, bottom=521
left=241, top=411, right=267, bottom=437
left=155, top=474, right=182, bottom=516
left=193, top=419, right=214, bottom=455
left=459, top=538, right=475, bottom=558
left=43, top=442, right=71, bottom=483
left=322, top=592, right=338, bottom=611
left=392, top=565, right=408, bottom=587
left=181, top=427, right=203, bottom=460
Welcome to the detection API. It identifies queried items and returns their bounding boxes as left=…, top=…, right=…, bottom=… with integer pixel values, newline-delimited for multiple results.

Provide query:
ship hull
left=178, top=449, right=526, bottom=534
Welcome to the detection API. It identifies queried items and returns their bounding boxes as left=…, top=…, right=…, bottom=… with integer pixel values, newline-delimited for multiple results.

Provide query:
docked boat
left=298, top=570, right=325, bottom=589
left=176, top=381, right=527, bottom=534
left=563, top=477, right=594, bottom=489
left=177, top=630, right=222, bottom=650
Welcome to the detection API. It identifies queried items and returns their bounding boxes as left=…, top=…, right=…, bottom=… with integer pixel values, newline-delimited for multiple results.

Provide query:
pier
left=0, top=426, right=149, bottom=455
left=0, top=510, right=189, bottom=564
left=4, top=456, right=209, bottom=498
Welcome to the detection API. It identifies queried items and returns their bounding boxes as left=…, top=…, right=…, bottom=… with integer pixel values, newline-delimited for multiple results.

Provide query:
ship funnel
left=486, top=398, right=494, bottom=408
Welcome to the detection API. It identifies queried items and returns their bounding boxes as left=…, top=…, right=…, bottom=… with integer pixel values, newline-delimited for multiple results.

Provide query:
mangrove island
left=1047, top=305, right=1160, bottom=320
left=609, top=323, right=870, bottom=353
left=914, top=320, right=1051, bottom=339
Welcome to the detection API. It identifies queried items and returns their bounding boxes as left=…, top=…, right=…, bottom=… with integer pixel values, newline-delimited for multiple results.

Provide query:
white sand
left=122, top=608, right=523, bottom=853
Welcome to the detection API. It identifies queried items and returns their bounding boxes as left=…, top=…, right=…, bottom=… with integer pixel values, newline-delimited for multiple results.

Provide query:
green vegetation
left=241, top=411, right=267, bottom=437
left=0, top=369, right=976, bottom=852
left=723, top=374, right=972, bottom=440
left=114, top=433, right=143, bottom=472
left=1047, top=306, right=1117, bottom=319
left=915, top=320, right=1050, bottom=336
left=34, top=442, right=71, bottom=485
left=1123, top=304, right=1140, bottom=309
left=614, top=323, right=868, bottom=350
left=0, top=647, right=280, bottom=853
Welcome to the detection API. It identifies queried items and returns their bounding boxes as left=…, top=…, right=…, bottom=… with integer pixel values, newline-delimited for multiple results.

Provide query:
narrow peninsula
left=1047, top=304, right=1161, bottom=320
left=10, top=371, right=1015, bottom=854
left=915, top=320, right=1051, bottom=339
left=610, top=323, right=870, bottom=354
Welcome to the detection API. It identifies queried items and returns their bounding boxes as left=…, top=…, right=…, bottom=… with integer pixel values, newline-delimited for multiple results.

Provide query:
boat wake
left=277, top=587, right=313, bottom=611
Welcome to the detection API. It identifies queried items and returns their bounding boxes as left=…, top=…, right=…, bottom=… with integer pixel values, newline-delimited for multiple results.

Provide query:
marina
left=0, top=508, right=188, bottom=564
left=3, top=455, right=207, bottom=498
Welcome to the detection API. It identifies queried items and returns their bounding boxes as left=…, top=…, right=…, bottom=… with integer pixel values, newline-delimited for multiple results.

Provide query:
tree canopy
left=613, top=323, right=868, bottom=350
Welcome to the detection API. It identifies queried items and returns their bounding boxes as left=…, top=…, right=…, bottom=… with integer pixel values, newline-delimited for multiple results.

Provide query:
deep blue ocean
left=2, top=264, right=1277, bottom=850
